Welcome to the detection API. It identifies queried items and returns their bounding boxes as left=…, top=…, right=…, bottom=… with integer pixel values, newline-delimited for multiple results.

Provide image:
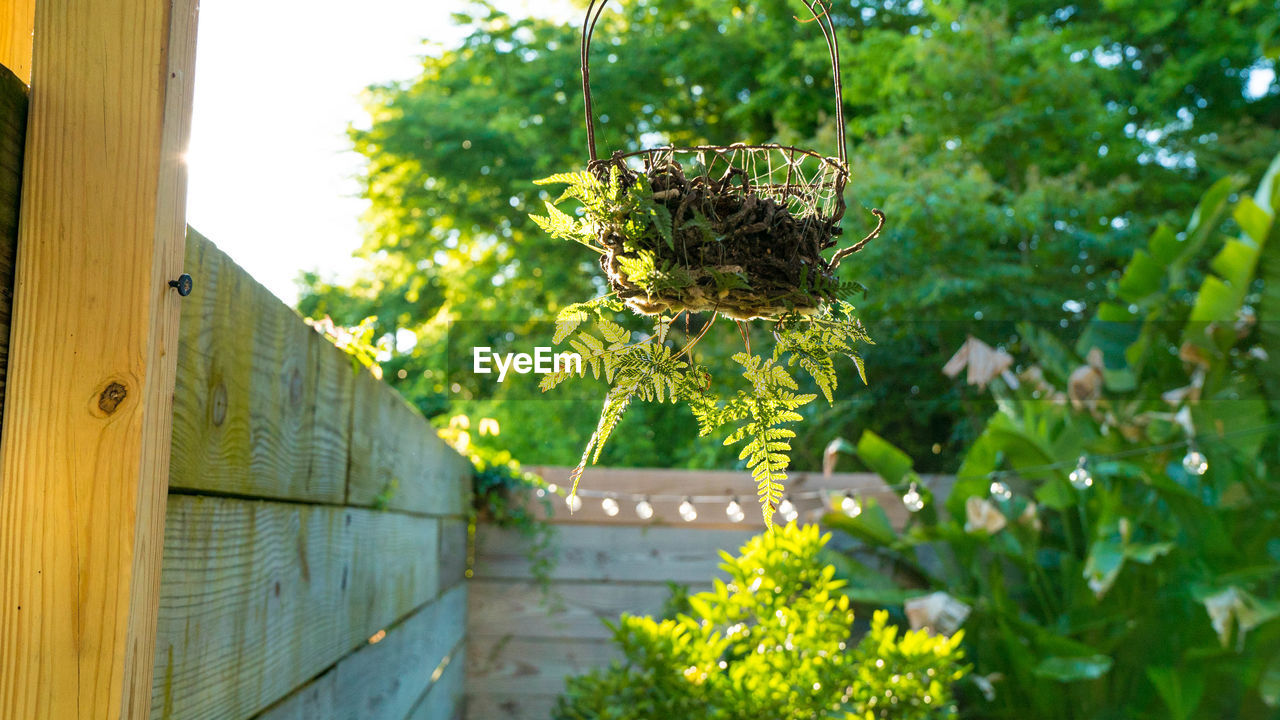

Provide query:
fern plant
left=532, top=171, right=874, bottom=527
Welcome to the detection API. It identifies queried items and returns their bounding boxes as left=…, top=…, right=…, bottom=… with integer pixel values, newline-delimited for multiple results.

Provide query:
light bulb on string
left=565, top=493, right=582, bottom=513
left=601, top=496, right=620, bottom=517
left=726, top=497, right=745, bottom=523
left=635, top=497, right=654, bottom=520
left=777, top=496, right=796, bottom=518
left=1182, top=443, right=1208, bottom=476
left=902, top=483, right=925, bottom=513
left=1069, top=456, right=1093, bottom=489
left=678, top=497, right=698, bottom=522
left=840, top=492, right=862, bottom=517
left=989, top=479, right=1012, bottom=501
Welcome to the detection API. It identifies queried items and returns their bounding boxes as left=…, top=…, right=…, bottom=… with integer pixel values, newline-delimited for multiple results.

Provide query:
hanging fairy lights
left=1182, top=443, right=1208, bottom=476
left=533, top=424, right=1274, bottom=523
left=725, top=497, right=746, bottom=523
left=902, top=483, right=925, bottom=513
left=1068, top=456, right=1093, bottom=489
left=635, top=496, right=655, bottom=520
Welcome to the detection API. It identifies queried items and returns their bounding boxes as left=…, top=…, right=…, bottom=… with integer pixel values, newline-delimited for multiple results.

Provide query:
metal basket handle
left=580, top=0, right=847, bottom=166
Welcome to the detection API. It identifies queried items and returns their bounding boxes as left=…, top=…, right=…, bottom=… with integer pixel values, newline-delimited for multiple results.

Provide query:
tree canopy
left=300, top=0, right=1280, bottom=470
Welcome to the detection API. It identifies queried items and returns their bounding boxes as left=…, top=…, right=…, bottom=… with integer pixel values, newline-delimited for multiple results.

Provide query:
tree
left=301, top=0, right=1279, bottom=470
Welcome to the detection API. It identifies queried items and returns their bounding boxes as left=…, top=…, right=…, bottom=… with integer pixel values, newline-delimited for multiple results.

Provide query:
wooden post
left=0, top=0, right=199, bottom=717
left=0, top=1, right=35, bottom=84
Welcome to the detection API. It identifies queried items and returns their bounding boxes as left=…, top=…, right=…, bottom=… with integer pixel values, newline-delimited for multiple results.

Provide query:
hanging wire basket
left=578, top=0, right=881, bottom=321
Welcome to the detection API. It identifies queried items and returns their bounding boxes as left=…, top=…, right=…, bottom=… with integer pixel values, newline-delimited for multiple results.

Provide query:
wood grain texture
left=439, top=517, right=469, bottom=591
left=468, top=579, right=688, bottom=642
left=0, top=2, right=34, bottom=84
left=0, top=0, right=199, bottom=716
left=150, top=495, right=440, bottom=720
left=473, top=524, right=754, bottom=583
left=0, top=64, right=25, bottom=428
left=467, top=636, right=617, bottom=696
left=169, top=230, right=354, bottom=503
left=348, top=369, right=472, bottom=515
left=406, top=644, right=466, bottom=720
left=465, top=693, right=556, bottom=720
left=527, top=466, right=951, bottom=529
left=257, top=585, right=467, bottom=720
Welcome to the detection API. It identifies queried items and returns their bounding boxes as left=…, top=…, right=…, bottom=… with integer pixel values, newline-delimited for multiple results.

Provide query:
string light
left=902, top=483, right=925, bottom=513
left=635, top=497, right=655, bottom=520
left=527, top=421, right=1275, bottom=522
left=840, top=492, right=862, bottom=517
left=1069, top=456, right=1093, bottom=489
left=601, top=496, right=620, bottom=517
left=1182, top=444, right=1208, bottom=476
left=679, top=497, right=698, bottom=522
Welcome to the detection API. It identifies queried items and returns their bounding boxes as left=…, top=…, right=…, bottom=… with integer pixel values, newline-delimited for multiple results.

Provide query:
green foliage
left=542, top=298, right=865, bottom=527
left=823, top=159, right=1280, bottom=719
left=301, top=0, right=1280, bottom=472
left=438, top=415, right=558, bottom=592
left=553, top=524, right=968, bottom=720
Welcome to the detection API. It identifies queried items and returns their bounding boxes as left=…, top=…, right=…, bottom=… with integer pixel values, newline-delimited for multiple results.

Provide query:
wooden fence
left=465, top=466, right=952, bottom=720
left=151, top=231, right=473, bottom=720
left=0, top=67, right=472, bottom=717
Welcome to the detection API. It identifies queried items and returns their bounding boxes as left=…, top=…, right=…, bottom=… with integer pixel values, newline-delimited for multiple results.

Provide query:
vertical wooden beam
left=0, top=0, right=199, bottom=716
left=0, top=1, right=35, bottom=84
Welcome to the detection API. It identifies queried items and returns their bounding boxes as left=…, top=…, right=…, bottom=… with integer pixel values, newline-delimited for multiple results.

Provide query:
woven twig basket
left=579, top=0, right=874, bottom=321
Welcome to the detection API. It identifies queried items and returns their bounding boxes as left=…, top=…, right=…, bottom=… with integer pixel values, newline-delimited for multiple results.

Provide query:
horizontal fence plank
left=406, top=645, right=467, bottom=720
left=526, top=466, right=951, bottom=529
left=468, top=579, right=692, bottom=642
left=473, top=524, right=755, bottom=583
left=169, top=231, right=354, bottom=503
left=152, top=495, right=440, bottom=720
left=258, top=585, right=467, bottom=720
left=467, top=636, right=617, bottom=698
left=347, top=369, right=472, bottom=515
left=0, top=64, right=25, bottom=426
left=466, top=693, right=557, bottom=720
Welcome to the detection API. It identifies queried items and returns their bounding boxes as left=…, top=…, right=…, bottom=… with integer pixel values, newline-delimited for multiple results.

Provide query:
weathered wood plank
left=0, top=0, right=199, bottom=715
left=473, top=525, right=755, bottom=583
left=0, top=3, right=34, bottom=84
left=406, top=645, right=467, bottom=720
left=151, top=495, right=440, bottom=720
left=467, top=579, right=689, bottom=641
left=466, top=693, right=557, bottom=720
left=0, top=64, right=25, bottom=428
left=440, top=517, right=469, bottom=590
left=257, top=585, right=467, bottom=720
left=169, top=230, right=354, bottom=503
left=348, top=370, right=471, bottom=515
left=466, top=636, right=617, bottom=698
left=527, top=466, right=948, bottom=529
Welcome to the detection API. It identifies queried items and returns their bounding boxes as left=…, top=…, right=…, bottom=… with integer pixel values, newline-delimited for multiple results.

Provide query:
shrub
left=553, top=524, right=967, bottom=720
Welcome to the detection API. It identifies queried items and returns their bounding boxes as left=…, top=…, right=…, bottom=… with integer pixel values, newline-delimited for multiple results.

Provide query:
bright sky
left=185, top=0, right=577, bottom=305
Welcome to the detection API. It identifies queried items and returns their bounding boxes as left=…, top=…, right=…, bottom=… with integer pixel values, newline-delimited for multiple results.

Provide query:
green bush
left=824, top=155, right=1280, bottom=718
left=553, top=524, right=967, bottom=720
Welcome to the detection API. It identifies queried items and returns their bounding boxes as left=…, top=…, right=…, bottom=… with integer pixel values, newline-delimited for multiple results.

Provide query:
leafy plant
left=438, top=415, right=558, bottom=594
left=823, top=155, right=1280, bottom=719
left=532, top=167, right=873, bottom=526
left=553, top=524, right=968, bottom=720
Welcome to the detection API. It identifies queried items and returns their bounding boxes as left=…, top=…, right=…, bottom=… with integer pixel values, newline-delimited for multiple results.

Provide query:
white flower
left=905, top=592, right=971, bottom=636
left=964, top=496, right=1006, bottom=535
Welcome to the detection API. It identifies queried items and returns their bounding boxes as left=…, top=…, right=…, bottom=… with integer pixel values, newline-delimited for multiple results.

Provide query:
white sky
left=185, top=0, right=577, bottom=304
